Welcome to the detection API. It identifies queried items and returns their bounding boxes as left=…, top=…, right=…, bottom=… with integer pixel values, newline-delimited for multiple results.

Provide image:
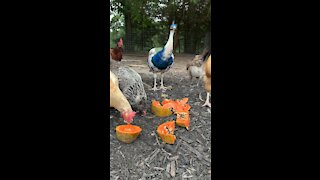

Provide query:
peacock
left=147, top=21, right=177, bottom=91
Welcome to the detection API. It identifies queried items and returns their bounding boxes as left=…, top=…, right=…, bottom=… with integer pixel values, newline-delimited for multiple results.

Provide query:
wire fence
left=113, top=30, right=211, bottom=55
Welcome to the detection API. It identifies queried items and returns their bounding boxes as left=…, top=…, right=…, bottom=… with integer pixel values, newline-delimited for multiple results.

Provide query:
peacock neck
left=163, top=30, right=175, bottom=58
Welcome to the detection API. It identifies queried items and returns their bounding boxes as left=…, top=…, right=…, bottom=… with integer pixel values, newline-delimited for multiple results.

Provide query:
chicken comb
left=117, top=38, right=123, bottom=47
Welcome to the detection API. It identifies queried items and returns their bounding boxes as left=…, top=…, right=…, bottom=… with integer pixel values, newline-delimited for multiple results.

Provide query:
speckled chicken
left=110, top=61, right=147, bottom=116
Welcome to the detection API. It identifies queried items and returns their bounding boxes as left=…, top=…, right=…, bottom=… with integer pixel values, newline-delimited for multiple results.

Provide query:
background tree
left=110, top=0, right=211, bottom=54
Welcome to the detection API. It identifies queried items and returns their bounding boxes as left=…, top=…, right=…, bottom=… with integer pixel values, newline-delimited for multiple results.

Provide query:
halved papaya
left=157, top=121, right=176, bottom=144
left=116, top=124, right=142, bottom=143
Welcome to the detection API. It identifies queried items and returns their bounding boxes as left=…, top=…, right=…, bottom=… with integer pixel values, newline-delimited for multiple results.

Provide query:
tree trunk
left=124, top=14, right=134, bottom=52
left=184, top=23, right=191, bottom=53
left=191, top=29, right=197, bottom=54
left=185, top=31, right=195, bottom=54
left=173, top=30, right=179, bottom=53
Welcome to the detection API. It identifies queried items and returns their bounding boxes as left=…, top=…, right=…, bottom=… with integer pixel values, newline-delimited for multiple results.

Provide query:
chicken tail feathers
left=201, top=48, right=211, bottom=62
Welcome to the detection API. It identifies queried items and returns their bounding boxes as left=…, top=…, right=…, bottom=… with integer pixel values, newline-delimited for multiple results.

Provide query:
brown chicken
left=202, top=55, right=211, bottom=107
left=110, top=38, right=123, bottom=61
left=110, top=70, right=136, bottom=124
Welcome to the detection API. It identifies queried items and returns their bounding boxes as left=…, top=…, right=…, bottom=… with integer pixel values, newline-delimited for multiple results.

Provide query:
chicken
left=110, top=62, right=147, bottom=116
left=110, top=71, right=136, bottom=124
left=186, top=55, right=203, bottom=86
left=110, top=38, right=123, bottom=61
left=147, top=21, right=177, bottom=91
left=202, top=55, right=211, bottom=107
left=186, top=48, right=210, bottom=86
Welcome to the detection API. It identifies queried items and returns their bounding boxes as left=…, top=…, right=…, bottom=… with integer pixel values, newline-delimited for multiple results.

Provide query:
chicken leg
left=159, top=73, right=172, bottom=90
left=202, top=92, right=211, bottom=107
left=196, top=77, right=202, bottom=87
left=197, top=73, right=204, bottom=87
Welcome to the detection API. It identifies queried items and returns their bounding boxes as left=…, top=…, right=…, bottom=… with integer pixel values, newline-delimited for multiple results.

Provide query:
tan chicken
left=186, top=48, right=210, bottom=86
left=186, top=55, right=203, bottom=86
left=110, top=71, right=136, bottom=124
left=202, top=55, right=211, bottom=107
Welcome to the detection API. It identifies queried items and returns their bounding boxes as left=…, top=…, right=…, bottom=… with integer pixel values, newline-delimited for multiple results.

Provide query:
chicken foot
left=202, top=92, right=211, bottom=108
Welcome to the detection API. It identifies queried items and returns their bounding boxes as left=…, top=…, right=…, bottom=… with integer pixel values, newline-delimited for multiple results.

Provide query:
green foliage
left=110, top=0, right=211, bottom=53
left=110, top=29, right=125, bottom=47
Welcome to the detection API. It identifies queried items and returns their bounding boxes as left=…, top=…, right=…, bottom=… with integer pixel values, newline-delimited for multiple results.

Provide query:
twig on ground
left=196, top=128, right=207, bottom=141
left=170, top=160, right=176, bottom=177
left=182, top=142, right=203, bottom=161
left=148, top=148, right=160, bottom=164
left=163, top=155, right=167, bottom=165
left=153, top=167, right=164, bottom=171
left=173, top=139, right=181, bottom=153
left=155, top=134, right=161, bottom=146
left=180, top=136, right=193, bottom=144
left=145, top=162, right=150, bottom=168
left=196, top=139, right=202, bottom=144
left=168, top=155, right=179, bottom=161
left=166, top=162, right=171, bottom=173
left=118, top=150, right=125, bottom=159
left=161, top=148, right=172, bottom=156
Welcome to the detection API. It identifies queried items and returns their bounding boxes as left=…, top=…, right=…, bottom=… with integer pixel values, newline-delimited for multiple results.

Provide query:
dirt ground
left=109, top=54, right=212, bottom=180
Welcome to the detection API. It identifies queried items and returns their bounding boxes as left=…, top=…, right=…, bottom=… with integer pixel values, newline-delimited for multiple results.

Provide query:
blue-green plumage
left=151, top=48, right=174, bottom=70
